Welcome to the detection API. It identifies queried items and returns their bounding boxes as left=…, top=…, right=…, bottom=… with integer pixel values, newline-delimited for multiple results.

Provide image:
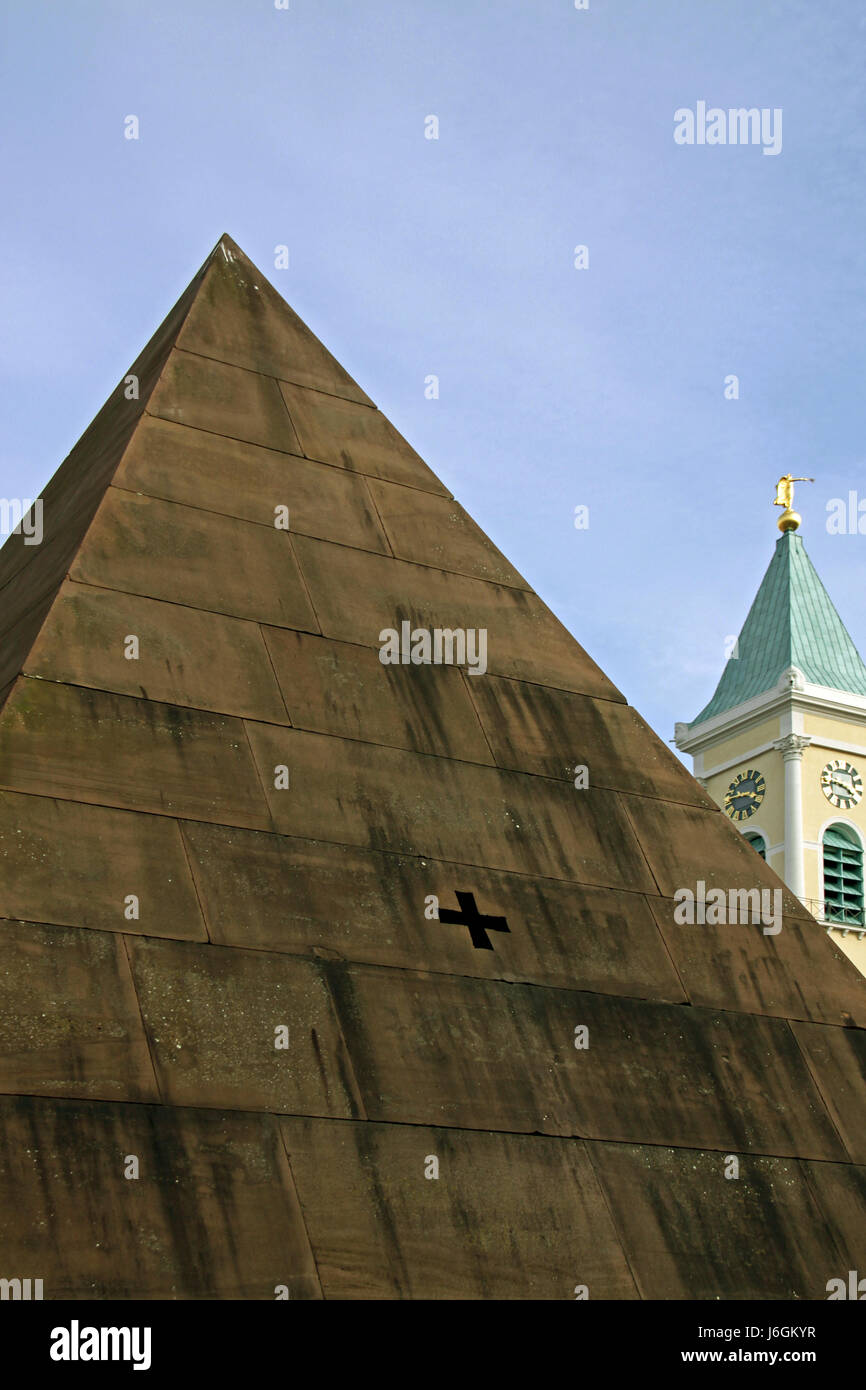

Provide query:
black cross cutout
left=438, top=891, right=510, bottom=951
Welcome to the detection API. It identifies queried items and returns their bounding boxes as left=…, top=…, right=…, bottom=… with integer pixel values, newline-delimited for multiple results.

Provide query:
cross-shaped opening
left=438, top=891, right=510, bottom=950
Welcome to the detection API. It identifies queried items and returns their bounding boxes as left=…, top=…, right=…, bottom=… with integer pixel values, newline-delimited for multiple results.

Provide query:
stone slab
left=0, top=592, right=55, bottom=691
left=0, top=1094, right=322, bottom=1298
left=114, top=415, right=390, bottom=552
left=262, top=627, right=492, bottom=760
left=125, top=936, right=363, bottom=1118
left=803, top=1159, right=866, bottom=1285
left=621, top=793, right=808, bottom=918
left=26, top=580, right=288, bottom=722
left=648, top=895, right=866, bottom=1027
left=0, top=919, right=158, bottom=1103
left=148, top=348, right=302, bottom=455
left=0, top=790, right=206, bottom=940
left=280, top=381, right=450, bottom=495
left=367, top=477, right=530, bottom=587
left=791, top=1021, right=866, bottom=1162
left=589, top=1142, right=846, bottom=1300
left=71, top=488, right=319, bottom=631
left=177, top=239, right=372, bottom=405
left=323, top=963, right=844, bottom=1156
left=282, top=1117, right=638, bottom=1299
left=468, top=675, right=714, bottom=807
left=0, top=680, right=272, bottom=829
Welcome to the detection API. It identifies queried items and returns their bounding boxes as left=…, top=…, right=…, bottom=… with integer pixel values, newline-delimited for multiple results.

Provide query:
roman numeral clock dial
left=724, top=768, right=766, bottom=822
left=821, top=759, right=863, bottom=810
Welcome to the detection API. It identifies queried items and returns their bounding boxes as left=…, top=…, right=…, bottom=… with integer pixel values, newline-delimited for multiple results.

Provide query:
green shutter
left=822, top=827, right=864, bottom=925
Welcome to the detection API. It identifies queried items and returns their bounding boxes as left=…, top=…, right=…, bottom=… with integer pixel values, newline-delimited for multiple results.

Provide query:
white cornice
left=675, top=666, right=866, bottom=754
left=702, top=734, right=866, bottom=778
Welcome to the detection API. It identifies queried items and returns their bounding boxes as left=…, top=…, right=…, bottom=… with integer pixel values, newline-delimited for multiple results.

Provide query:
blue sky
left=2, top=0, right=865, bottom=754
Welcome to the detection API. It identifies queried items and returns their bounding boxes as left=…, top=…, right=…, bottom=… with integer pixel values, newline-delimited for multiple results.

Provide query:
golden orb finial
left=773, top=474, right=814, bottom=532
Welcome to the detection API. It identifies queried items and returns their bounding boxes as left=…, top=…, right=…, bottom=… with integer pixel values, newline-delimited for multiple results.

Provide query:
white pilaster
left=773, top=733, right=811, bottom=901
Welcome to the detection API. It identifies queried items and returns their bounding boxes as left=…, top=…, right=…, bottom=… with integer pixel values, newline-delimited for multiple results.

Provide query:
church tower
left=676, top=477, right=866, bottom=975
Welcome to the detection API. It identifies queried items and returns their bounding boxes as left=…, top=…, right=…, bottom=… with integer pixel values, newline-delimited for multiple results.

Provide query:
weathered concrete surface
left=0, top=234, right=864, bottom=1299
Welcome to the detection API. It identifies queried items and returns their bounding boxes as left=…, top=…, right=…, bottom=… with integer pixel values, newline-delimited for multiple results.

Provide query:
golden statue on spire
left=773, top=474, right=814, bottom=532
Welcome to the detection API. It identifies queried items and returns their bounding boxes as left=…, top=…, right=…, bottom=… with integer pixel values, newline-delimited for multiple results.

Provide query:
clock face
left=820, top=759, right=863, bottom=810
left=724, top=768, right=765, bottom=821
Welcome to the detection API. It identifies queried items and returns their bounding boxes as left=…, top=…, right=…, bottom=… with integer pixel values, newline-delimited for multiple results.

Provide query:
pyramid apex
left=212, top=233, right=243, bottom=263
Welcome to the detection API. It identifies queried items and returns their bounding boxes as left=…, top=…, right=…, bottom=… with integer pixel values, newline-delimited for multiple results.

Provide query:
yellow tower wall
left=699, top=718, right=779, bottom=771
left=694, top=704, right=866, bottom=977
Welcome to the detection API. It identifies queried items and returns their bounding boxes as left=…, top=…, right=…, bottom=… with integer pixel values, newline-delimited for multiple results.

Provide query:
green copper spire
left=690, top=529, right=866, bottom=726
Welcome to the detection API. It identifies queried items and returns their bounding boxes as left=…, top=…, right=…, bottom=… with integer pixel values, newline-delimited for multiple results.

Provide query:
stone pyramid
left=1, top=236, right=865, bottom=1300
